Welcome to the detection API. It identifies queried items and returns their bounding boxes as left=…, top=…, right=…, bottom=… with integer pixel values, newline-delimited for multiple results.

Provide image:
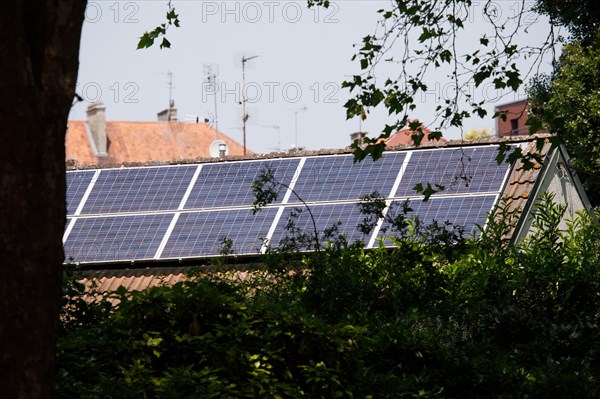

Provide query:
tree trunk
left=0, top=1, right=86, bottom=398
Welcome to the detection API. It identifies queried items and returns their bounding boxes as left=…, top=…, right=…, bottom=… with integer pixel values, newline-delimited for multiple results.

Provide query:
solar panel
left=184, top=159, right=300, bottom=210
left=64, top=214, right=172, bottom=263
left=395, top=146, right=508, bottom=197
left=64, top=145, right=514, bottom=264
left=291, top=153, right=407, bottom=202
left=378, top=195, right=498, bottom=239
left=80, top=166, right=197, bottom=215
left=268, top=203, right=368, bottom=250
left=66, top=170, right=95, bottom=215
left=160, top=208, right=277, bottom=258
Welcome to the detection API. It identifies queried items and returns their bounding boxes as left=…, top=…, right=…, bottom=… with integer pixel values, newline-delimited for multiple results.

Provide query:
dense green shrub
left=57, top=195, right=600, bottom=397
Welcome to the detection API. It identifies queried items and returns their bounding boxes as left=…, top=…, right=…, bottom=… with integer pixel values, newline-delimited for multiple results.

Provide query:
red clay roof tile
left=66, top=121, right=249, bottom=164
left=385, top=125, right=448, bottom=147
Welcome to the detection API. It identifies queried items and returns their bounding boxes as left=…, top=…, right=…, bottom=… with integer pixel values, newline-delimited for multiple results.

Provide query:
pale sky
left=69, top=0, right=556, bottom=154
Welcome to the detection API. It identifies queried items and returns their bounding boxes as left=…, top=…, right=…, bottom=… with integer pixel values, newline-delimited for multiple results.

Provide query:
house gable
left=511, top=145, right=592, bottom=243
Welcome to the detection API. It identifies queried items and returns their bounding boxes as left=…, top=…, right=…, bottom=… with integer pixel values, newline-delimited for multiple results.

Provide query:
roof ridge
left=66, top=134, right=555, bottom=171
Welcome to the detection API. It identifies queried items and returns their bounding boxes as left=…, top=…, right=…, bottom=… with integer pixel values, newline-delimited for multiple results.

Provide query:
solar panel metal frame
left=159, top=208, right=278, bottom=259
left=183, top=158, right=301, bottom=210
left=289, top=152, right=408, bottom=203
left=395, top=146, right=510, bottom=197
left=79, top=165, right=198, bottom=215
left=66, top=170, right=97, bottom=216
left=267, top=202, right=370, bottom=251
left=375, top=194, right=500, bottom=245
left=63, top=213, right=174, bottom=264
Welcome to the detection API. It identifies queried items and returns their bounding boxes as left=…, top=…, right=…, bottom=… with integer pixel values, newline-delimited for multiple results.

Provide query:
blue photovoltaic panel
left=66, top=170, right=95, bottom=215
left=269, top=203, right=367, bottom=249
left=395, top=146, right=509, bottom=197
left=378, top=195, right=498, bottom=239
left=62, top=145, right=512, bottom=264
left=292, top=153, right=407, bottom=203
left=64, top=214, right=173, bottom=263
left=161, top=208, right=278, bottom=258
left=80, top=166, right=197, bottom=215
left=184, top=159, right=300, bottom=209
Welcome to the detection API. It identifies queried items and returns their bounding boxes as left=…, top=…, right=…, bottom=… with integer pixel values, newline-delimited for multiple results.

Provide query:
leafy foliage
left=534, top=0, right=600, bottom=45
left=311, top=0, right=599, bottom=199
left=56, top=195, right=600, bottom=397
left=315, top=0, right=557, bottom=162
left=527, top=29, right=600, bottom=206
left=137, top=1, right=180, bottom=49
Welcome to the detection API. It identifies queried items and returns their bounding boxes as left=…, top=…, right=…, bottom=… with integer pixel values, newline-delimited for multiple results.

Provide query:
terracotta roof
left=66, top=121, right=249, bottom=164
left=497, top=139, right=552, bottom=241
left=385, top=125, right=448, bottom=147
left=76, top=266, right=256, bottom=305
left=66, top=134, right=551, bottom=171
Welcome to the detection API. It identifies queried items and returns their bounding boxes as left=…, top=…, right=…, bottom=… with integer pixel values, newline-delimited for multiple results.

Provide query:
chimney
left=86, top=101, right=108, bottom=156
left=350, top=131, right=367, bottom=144
left=157, top=100, right=177, bottom=121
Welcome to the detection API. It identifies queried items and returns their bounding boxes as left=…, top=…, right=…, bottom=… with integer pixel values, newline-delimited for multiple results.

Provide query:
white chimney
left=157, top=100, right=177, bottom=121
left=86, top=102, right=108, bottom=156
left=350, top=131, right=367, bottom=144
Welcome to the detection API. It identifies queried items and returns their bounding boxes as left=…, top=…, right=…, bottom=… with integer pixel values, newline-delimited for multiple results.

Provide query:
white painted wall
left=515, top=148, right=589, bottom=242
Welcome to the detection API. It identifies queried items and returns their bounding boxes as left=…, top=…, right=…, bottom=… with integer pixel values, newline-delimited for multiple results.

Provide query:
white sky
left=69, top=0, right=556, bottom=154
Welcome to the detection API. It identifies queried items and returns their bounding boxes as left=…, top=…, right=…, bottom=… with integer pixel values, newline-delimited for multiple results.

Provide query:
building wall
left=496, top=100, right=530, bottom=137
left=515, top=149, right=589, bottom=242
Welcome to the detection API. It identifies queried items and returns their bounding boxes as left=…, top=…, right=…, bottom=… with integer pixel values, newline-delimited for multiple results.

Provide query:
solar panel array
left=63, top=145, right=512, bottom=264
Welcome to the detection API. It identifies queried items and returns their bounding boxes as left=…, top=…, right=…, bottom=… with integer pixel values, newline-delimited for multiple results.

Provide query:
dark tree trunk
left=0, top=1, right=86, bottom=398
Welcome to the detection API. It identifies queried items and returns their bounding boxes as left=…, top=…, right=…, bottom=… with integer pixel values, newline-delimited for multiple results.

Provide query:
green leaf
left=440, top=49, right=452, bottom=63
left=496, top=143, right=508, bottom=165
left=413, top=182, right=443, bottom=201
left=411, top=133, right=424, bottom=146
left=160, top=37, right=171, bottom=49
left=137, top=33, right=154, bottom=49
left=428, top=130, right=443, bottom=141
left=506, top=147, right=524, bottom=166
left=418, top=28, right=432, bottom=43
left=505, top=69, right=522, bottom=91
left=474, top=69, right=491, bottom=87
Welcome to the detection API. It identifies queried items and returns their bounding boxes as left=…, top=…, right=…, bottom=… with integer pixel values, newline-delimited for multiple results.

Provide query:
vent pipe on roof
left=86, top=102, right=108, bottom=156
left=157, top=100, right=177, bottom=121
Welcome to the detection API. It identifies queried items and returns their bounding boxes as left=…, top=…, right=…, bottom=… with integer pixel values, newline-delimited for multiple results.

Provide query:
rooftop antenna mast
left=261, top=124, right=282, bottom=152
left=293, top=105, right=307, bottom=149
left=242, top=55, right=259, bottom=156
left=166, top=70, right=174, bottom=121
left=203, top=64, right=219, bottom=140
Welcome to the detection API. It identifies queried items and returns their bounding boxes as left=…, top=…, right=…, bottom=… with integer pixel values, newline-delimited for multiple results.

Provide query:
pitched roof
left=66, top=134, right=592, bottom=294
left=385, top=124, right=448, bottom=147
left=66, top=121, right=249, bottom=164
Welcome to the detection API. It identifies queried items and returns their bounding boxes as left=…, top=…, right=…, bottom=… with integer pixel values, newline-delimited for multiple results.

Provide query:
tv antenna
left=241, top=55, right=259, bottom=156
left=203, top=64, right=219, bottom=140
left=167, top=70, right=173, bottom=105
left=291, top=105, right=307, bottom=149
left=184, top=114, right=210, bottom=124
left=261, top=124, right=282, bottom=152
left=156, top=70, right=176, bottom=120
